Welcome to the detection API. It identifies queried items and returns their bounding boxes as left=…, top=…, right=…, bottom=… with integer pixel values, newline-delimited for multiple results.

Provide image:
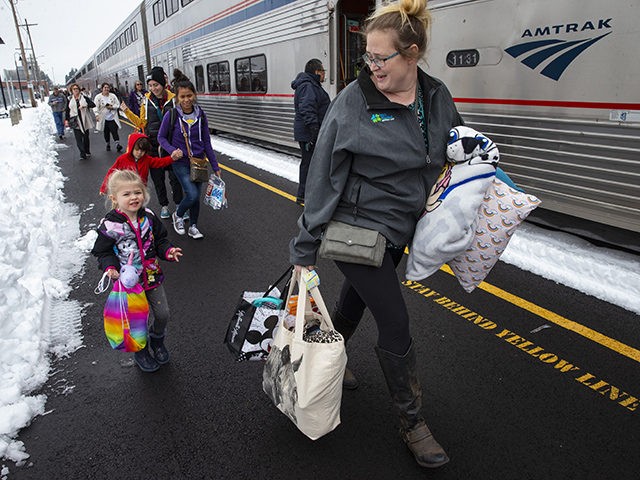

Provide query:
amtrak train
left=69, top=0, right=640, bottom=241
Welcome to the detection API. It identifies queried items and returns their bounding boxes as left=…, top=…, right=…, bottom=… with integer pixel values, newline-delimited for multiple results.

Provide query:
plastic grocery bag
left=205, top=174, right=228, bottom=210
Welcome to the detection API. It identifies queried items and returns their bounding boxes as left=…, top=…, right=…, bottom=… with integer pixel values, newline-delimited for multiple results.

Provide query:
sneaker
left=183, top=210, right=190, bottom=221
left=80, top=154, right=87, bottom=160
left=160, top=206, right=170, bottom=219
left=106, top=144, right=111, bottom=151
left=172, top=212, right=185, bottom=235
left=188, top=224, right=204, bottom=239
left=59, top=135, right=64, bottom=140
left=116, top=143, right=123, bottom=152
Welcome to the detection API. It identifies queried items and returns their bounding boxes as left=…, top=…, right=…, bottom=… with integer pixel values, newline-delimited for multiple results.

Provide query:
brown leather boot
left=375, top=340, right=449, bottom=468
left=333, top=308, right=361, bottom=389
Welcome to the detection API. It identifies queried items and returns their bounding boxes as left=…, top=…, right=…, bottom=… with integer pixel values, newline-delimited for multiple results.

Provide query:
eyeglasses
left=361, top=51, right=400, bottom=68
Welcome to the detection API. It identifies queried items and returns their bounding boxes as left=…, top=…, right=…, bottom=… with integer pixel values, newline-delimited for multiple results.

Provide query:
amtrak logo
left=506, top=19, right=612, bottom=81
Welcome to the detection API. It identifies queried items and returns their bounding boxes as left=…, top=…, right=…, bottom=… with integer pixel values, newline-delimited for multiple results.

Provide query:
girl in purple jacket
left=157, top=69, right=222, bottom=239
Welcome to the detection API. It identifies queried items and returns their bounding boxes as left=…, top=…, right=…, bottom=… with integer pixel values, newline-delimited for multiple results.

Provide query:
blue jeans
left=173, top=162, right=202, bottom=225
left=53, top=111, right=64, bottom=136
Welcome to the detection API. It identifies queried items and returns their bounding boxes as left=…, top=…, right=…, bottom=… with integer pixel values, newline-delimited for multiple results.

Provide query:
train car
left=70, top=0, right=640, bottom=241
left=427, top=0, right=640, bottom=238
left=71, top=0, right=373, bottom=143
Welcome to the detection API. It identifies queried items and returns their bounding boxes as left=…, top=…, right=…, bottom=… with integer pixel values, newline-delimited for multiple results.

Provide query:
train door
left=335, top=0, right=376, bottom=91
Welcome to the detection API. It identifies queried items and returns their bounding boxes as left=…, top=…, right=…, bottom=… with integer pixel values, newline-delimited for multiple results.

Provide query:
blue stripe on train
left=153, top=0, right=297, bottom=56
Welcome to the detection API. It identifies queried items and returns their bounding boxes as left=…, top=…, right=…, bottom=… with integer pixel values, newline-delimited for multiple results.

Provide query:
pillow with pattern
left=449, top=178, right=541, bottom=292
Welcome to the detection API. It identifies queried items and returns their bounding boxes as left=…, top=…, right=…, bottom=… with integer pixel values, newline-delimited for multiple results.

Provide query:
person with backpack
left=120, top=66, right=183, bottom=220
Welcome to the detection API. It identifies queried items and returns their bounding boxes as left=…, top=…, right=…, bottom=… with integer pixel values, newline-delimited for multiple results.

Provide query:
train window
left=194, top=65, right=205, bottom=93
left=207, top=61, right=230, bottom=93
left=165, top=0, right=179, bottom=17
left=131, top=23, right=138, bottom=42
left=235, top=54, right=267, bottom=93
left=153, top=1, right=165, bottom=25
left=181, top=0, right=194, bottom=5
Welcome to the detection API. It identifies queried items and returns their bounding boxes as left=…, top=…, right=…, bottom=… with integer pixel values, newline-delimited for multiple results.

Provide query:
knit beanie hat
left=146, top=66, right=166, bottom=86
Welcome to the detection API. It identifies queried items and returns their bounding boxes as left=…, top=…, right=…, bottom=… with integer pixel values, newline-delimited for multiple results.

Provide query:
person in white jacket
left=94, top=83, right=123, bottom=152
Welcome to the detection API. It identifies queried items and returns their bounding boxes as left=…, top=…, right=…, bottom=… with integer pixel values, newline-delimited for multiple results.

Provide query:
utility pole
left=14, top=53, right=25, bottom=104
left=22, top=18, right=43, bottom=100
left=9, top=0, right=36, bottom=107
left=0, top=36, right=6, bottom=110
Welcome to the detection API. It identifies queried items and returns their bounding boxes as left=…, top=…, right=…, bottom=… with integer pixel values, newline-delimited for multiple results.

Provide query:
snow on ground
left=0, top=105, right=639, bottom=477
left=0, top=105, right=88, bottom=475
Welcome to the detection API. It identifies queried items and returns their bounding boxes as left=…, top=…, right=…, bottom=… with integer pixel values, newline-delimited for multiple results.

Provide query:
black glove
left=305, top=140, right=315, bottom=152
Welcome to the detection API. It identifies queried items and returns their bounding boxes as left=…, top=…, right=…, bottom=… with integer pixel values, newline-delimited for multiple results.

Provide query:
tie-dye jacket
left=91, top=207, right=175, bottom=290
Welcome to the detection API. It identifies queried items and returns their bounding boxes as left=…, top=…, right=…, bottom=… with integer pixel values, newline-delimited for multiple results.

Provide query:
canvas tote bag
left=262, top=268, right=347, bottom=440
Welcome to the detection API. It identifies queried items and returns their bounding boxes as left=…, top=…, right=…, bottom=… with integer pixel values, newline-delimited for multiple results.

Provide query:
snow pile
left=0, top=106, right=86, bottom=466
left=502, top=223, right=640, bottom=314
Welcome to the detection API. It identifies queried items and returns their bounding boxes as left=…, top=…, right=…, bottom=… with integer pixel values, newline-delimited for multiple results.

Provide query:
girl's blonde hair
left=365, top=0, right=432, bottom=59
left=106, top=170, right=149, bottom=210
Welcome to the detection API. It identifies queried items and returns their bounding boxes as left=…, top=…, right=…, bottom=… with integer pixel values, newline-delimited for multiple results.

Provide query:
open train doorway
left=335, top=0, right=376, bottom=91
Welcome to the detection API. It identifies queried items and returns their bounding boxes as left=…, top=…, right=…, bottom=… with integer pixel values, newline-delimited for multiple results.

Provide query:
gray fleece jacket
left=289, top=67, right=463, bottom=266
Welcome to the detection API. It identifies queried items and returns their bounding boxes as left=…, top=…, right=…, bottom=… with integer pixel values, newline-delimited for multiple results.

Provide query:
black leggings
left=103, top=120, right=120, bottom=144
left=73, top=128, right=90, bottom=156
left=335, top=247, right=410, bottom=355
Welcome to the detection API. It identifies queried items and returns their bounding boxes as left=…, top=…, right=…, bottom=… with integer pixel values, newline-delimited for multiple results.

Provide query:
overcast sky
left=0, top=0, right=135, bottom=85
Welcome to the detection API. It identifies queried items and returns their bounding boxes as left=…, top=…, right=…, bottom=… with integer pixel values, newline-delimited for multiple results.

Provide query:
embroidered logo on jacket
left=371, top=113, right=395, bottom=123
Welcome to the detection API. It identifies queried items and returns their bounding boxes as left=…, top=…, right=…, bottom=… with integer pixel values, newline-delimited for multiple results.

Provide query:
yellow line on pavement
left=219, top=163, right=297, bottom=202
left=221, top=161, right=640, bottom=364
left=440, top=265, right=640, bottom=362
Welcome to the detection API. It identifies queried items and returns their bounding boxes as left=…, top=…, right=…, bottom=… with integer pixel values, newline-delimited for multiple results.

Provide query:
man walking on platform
left=49, top=87, right=68, bottom=139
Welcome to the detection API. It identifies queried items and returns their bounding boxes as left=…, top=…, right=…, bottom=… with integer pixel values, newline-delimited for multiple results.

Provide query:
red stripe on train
left=454, top=98, right=640, bottom=110
left=199, top=93, right=294, bottom=98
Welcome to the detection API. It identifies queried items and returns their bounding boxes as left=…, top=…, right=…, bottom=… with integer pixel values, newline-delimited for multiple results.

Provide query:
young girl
left=99, top=132, right=181, bottom=195
left=91, top=170, right=183, bottom=372
left=158, top=69, right=222, bottom=239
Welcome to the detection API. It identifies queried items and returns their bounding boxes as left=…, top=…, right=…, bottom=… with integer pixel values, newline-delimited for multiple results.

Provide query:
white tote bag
left=262, top=268, right=347, bottom=440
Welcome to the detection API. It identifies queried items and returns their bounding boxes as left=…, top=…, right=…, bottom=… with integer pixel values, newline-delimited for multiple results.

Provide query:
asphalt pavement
left=9, top=129, right=640, bottom=480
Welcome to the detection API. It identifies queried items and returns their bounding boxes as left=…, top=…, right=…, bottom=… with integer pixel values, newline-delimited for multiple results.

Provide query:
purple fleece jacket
left=157, top=105, right=220, bottom=171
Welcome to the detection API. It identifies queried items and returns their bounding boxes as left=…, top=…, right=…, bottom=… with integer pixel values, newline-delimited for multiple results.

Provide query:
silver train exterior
left=70, top=0, right=640, bottom=236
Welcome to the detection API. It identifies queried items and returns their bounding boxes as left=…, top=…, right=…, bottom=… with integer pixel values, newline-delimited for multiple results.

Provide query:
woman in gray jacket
left=289, top=0, right=462, bottom=469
